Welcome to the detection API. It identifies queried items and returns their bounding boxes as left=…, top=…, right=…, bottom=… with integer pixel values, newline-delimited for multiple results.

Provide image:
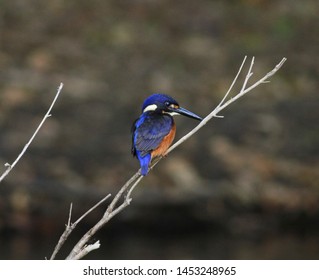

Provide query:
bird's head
left=141, top=93, right=202, bottom=121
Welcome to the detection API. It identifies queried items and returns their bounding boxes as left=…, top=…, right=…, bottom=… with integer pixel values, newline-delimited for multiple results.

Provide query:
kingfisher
left=131, top=93, right=202, bottom=176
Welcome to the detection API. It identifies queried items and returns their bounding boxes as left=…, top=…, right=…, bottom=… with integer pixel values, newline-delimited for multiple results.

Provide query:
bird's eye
left=165, top=101, right=170, bottom=107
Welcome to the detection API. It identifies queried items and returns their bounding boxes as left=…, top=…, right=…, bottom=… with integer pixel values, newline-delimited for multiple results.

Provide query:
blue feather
left=135, top=151, right=151, bottom=176
left=132, top=112, right=173, bottom=175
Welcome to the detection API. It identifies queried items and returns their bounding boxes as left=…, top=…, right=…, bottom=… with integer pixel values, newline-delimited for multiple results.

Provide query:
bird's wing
left=133, top=114, right=173, bottom=157
left=131, top=118, right=139, bottom=156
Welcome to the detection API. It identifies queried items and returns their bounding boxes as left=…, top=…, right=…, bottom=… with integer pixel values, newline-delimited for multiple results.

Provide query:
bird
left=131, top=93, right=202, bottom=176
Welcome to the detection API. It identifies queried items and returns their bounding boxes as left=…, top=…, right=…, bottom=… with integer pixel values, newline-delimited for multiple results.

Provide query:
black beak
left=171, top=106, right=203, bottom=121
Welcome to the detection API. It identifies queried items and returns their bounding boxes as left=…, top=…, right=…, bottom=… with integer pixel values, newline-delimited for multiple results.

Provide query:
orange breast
left=151, top=123, right=176, bottom=158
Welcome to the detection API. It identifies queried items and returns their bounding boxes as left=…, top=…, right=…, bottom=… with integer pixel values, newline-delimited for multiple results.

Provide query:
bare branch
left=0, top=83, right=64, bottom=183
left=49, top=194, right=112, bottom=260
left=65, top=176, right=140, bottom=260
left=51, top=57, right=287, bottom=259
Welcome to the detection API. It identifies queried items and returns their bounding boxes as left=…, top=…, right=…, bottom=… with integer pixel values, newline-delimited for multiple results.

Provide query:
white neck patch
left=143, top=104, right=158, bottom=112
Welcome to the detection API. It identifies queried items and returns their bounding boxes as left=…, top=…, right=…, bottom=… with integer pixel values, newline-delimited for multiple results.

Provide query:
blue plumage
left=132, top=93, right=202, bottom=176
left=132, top=112, right=173, bottom=175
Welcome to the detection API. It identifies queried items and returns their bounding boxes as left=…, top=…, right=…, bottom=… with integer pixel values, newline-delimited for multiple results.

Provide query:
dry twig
left=51, top=57, right=287, bottom=260
left=0, top=83, right=64, bottom=183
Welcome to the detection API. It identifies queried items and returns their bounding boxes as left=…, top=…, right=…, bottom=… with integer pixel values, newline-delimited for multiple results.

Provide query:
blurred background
left=0, top=0, right=318, bottom=259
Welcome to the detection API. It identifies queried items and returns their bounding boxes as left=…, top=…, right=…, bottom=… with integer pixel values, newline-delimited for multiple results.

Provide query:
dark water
left=2, top=210, right=319, bottom=260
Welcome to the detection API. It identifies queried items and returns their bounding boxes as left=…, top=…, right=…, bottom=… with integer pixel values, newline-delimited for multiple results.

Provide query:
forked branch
left=51, top=56, right=287, bottom=260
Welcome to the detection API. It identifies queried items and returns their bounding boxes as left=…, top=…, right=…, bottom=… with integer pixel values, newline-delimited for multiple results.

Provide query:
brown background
left=0, top=0, right=318, bottom=259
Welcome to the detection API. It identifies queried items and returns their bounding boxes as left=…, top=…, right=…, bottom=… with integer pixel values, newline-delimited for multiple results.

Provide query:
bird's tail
left=137, top=153, right=151, bottom=176
left=140, top=164, right=149, bottom=176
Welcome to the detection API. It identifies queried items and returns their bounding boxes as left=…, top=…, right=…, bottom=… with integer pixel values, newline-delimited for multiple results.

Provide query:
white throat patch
left=166, top=112, right=179, bottom=116
left=143, top=104, right=158, bottom=112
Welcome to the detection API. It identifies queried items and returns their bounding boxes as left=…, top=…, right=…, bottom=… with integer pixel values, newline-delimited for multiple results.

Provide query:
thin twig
left=240, top=56, right=254, bottom=93
left=76, top=194, right=112, bottom=225
left=166, top=57, right=287, bottom=156
left=67, top=203, right=73, bottom=227
left=49, top=203, right=73, bottom=260
left=216, top=55, right=248, bottom=113
left=0, top=83, right=64, bottom=183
